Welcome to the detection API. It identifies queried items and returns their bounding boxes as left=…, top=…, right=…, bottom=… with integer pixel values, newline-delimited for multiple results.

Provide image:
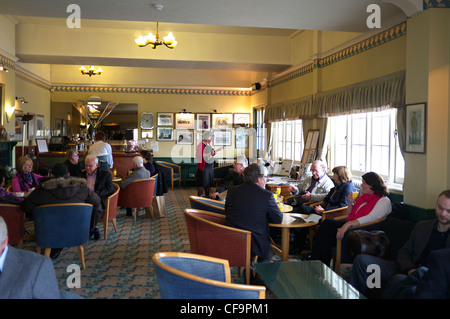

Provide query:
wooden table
left=270, top=213, right=318, bottom=261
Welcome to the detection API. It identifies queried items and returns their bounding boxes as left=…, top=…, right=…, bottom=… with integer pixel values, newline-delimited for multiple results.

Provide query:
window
left=329, top=108, right=404, bottom=185
left=272, top=120, right=304, bottom=162
left=255, top=108, right=266, bottom=156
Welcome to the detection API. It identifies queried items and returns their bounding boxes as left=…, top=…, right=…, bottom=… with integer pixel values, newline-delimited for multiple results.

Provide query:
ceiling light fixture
left=80, top=66, right=103, bottom=77
left=135, top=22, right=177, bottom=49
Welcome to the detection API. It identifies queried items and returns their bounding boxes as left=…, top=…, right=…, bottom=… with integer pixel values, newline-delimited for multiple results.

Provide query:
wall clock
left=140, top=112, right=155, bottom=129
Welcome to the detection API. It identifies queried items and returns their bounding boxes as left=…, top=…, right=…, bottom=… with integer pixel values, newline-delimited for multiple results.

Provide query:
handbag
left=346, top=230, right=390, bottom=259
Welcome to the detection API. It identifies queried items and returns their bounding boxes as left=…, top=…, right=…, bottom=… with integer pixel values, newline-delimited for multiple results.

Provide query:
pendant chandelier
left=135, top=22, right=177, bottom=49
left=80, top=66, right=103, bottom=77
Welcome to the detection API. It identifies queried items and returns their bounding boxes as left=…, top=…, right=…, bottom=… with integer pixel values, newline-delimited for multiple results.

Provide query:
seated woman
left=301, top=166, right=356, bottom=215
left=140, top=150, right=156, bottom=176
left=0, top=167, right=21, bottom=203
left=64, top=149, right=82, bottom=177
left=309, top=171, right=391, bottom=265
left=12, top=156, right=44, bottom=192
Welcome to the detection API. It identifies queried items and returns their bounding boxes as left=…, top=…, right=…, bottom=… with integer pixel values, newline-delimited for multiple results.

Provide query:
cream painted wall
left=404, top=9, right=450, bottom=209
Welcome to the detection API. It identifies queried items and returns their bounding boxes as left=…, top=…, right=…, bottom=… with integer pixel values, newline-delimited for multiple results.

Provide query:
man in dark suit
left=0, top=216, right=60, bottom=298
left=414, top=248, right=450, bottom=299
left=225, top=163, right=283, bottom=262
left=82, top=155, right=115, bottom=239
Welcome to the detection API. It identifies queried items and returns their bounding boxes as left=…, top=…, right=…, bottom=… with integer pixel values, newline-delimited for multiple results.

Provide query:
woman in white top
left=310, top=171, right=391, bottom=265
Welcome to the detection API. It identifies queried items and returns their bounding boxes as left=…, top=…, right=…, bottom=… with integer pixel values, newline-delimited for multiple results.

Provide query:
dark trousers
left=310, top=218, right=346, bottom=265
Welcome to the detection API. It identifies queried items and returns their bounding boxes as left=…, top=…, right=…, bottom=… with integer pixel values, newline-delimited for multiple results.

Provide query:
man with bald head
left=119, top=156, right=150, bottom=216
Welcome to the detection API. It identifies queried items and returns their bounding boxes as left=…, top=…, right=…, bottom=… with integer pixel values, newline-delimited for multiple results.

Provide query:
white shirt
left=88, top=141, right=113, bottom=168
left=356, top=196, right=392, bottom=225
left=0, top=245, right=8, bottom=273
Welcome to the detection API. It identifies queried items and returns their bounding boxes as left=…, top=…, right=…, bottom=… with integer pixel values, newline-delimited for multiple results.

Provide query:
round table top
left=270, top=213, right=319, bottom=228
left=280, top=204, right=293, bottom=213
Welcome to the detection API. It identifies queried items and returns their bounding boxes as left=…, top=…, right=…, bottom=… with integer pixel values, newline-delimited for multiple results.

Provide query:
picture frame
left=235, top=128, right=249, bottom=149
left=14, top=110, right=23, bottom=141
left=35, top=115, right=44, bottom=138
left=212, top=113, right=233, bottom=129
left=234, top=113, right=251, bottom=127
left=196, top=113, right=211, bottom=131
left=175, top=113, right=195, bottom=130
left=36, top=138, right=49, bottom=153
left=156, top=127, right=174, bottom=141
left=157, top=112, right=174, bottom=127
left=405, top=102, right=427, bottom=154
left=176, top=130, right=194, bottom=145
left=213, top=130, right=232, bottom=146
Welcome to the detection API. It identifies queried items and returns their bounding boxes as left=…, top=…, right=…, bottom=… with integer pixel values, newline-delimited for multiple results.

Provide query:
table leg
left=281, top=228, right=290, bottom=261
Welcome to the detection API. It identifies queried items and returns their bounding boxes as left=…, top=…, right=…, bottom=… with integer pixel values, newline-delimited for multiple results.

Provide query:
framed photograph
left=235, top=128, right=249, bottom=149
left=176, top=130, right=194, bottom=145
left=405, top=103, right=427, bottom=154
left=213, top=130, right=232, bottom=146
left=27, top=113, right=35, bottom=140
left=35, top=115, right=44, bottom=138
left=157, top=127, right=174, bottom=141
left=36, top=138, right=49, bottom=153
left=234, top=113, right=251, bottom=127
left=196, top=113, right=211, bottom=131
left=212, top=113, right=233, bottom=129
left=175, top=113, right=195, bottom=130
left=14, top=110, right=23, bottom=141
left=157, top=112, right=174, bottom=127
left=141, top=130, right=153, bottom=139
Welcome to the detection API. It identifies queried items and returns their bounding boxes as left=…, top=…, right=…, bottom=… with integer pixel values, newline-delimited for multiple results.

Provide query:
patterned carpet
left=21, top=187, right=246, bottom=299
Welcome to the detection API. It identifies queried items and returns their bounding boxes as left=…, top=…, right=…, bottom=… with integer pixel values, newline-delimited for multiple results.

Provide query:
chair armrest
left=322, top=206, right=348, bottom=220
left=309, top=201, right=325, bottom=207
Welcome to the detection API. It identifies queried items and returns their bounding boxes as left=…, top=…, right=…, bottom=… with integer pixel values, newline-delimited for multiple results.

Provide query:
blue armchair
left=33, top=203, right=93, bottom=269
left=155, top=161, right=181, bottom=189
left=189, top=195, right=225, bottom=215
left=153, top=252, right=266, bottom=299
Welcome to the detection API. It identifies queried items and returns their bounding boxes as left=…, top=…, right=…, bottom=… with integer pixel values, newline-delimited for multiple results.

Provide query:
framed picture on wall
left=405, top=102, right=427, bottom=154
left=157, top=127, right=174, bottom=141
left=157, top=112, right=174, bottom=127
left=212, top=113, right=233, bottom=129
left=14, top=110, right=23, bottom=141
left=196, top=113, right=211, bottom=130
left=235, top=128, right=248, bottom=149
left=234, top=113, right=251, bottom=127
left=35, top=115, right=44, bottom=138
left=176, top=130, right=194, bottom=145
left=27, top=113, right=35, bottom=141
left=175, top=113, right=195, bottom=130
left=213, top=130, right=232, bottom=146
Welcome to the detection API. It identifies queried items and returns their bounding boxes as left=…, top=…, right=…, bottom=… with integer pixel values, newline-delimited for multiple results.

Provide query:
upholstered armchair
left=155, top=161, right=181, bottom=189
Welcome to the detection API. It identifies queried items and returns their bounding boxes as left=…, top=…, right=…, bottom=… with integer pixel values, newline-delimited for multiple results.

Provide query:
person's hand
left=210, top=192, right=219, bottom=199
left=336, top=223, right=350, bottom=240
left=301, top=191, right=312, bottom=201
left=288, top=185, right=297, bottom=193
left=314, top=205, right=324, bottom=214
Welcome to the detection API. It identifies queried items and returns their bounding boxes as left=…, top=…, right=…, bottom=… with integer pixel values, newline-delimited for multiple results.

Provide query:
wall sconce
left=5, top=104, right=15, bottom=123
left=0, top=64, right=8, bottom=72
left=15, top=96, right=28, bottom=104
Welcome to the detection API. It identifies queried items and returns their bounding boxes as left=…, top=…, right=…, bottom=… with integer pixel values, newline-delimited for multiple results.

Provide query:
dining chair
left=33, top=203, right=93, bottom=269
left=184, top=208, right=252, bottom=284
left=99, top=183, right=120, bottom=240
left=333, top=217, right=387, bottom=274
left=0, top=204, right=26, bottom=248
left=118, top=178, right=155, bottom=223
left=153, top=252, right=266, bottom=299
left=155, top=161, right=181, bottom=189
left=189, top=195, right=225, bottom=215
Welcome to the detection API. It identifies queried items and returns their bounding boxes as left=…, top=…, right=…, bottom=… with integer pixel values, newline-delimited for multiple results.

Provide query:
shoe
left=93, top=227, right=100, bottom=240
left=126, top=208, right=132, bottom=216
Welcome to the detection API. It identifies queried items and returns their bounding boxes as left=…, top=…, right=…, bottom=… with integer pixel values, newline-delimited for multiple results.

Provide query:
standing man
left=287, top=160, right=334, bottom=210
left=86, top=131, right=113, bottom=170
left=350, top=189, right=450, bottom=298
left=119, top=156, right=150, bottom=216
left=225, top=163, right=283, bottom=262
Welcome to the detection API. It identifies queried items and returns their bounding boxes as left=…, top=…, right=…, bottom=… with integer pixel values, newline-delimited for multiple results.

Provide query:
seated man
left=119, top=156, right=150, bottom=216
left=20, top=163, right=102, bottom=246
left=0, top=216, right=60, bottom=298
left=211, top=154, right=247, bottom=201
left=225, top=163, right=283, bottom=262
left=350, top=189, right=450, bottom=298
left=81, top=155, right=115, bottom=238
left=286, top=160, right=334, bottom=212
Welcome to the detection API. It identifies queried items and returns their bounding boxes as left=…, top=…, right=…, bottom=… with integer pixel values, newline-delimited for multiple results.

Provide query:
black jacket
left=81, top=170, right=114, bottom=208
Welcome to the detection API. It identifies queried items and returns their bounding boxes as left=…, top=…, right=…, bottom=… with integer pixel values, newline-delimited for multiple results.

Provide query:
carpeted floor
left=21, top=187, right=246, bottom=299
